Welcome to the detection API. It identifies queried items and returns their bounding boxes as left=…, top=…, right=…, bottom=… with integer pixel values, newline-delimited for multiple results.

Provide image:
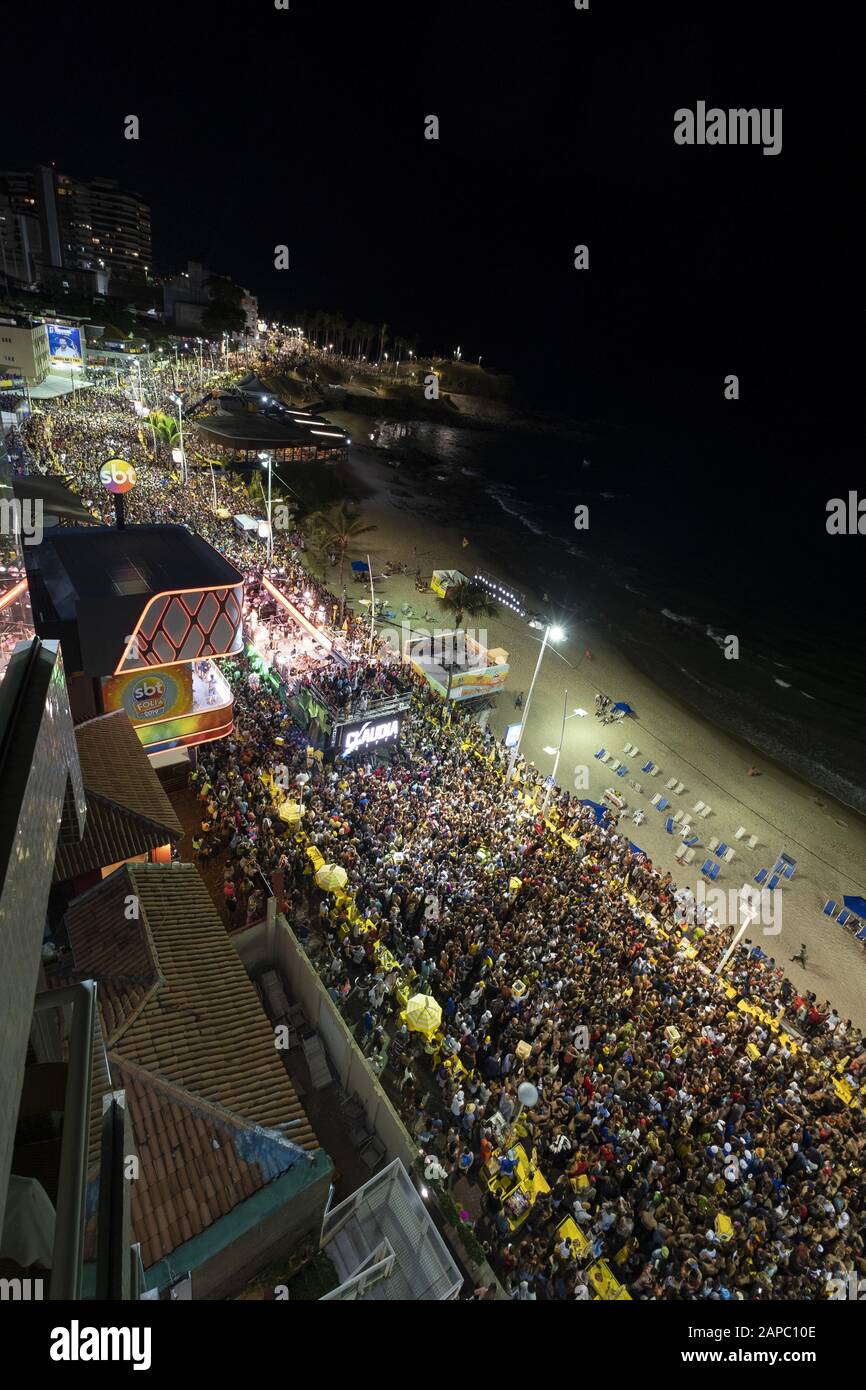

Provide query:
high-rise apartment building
left=0, top=165, right=152, bottom=287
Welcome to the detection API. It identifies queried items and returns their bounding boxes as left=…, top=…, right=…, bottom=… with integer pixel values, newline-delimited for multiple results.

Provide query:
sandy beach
left=315, top=423, right=866, bottom=1032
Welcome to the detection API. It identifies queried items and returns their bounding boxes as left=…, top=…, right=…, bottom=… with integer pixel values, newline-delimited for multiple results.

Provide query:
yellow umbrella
left=404, top=993, right=442, bottom=1038
left=278, top=799, right=305, bottom=826
left=315, top=862, right=348, bottom=892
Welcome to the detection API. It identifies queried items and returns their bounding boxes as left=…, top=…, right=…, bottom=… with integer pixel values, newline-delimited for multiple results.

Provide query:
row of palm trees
left=297, top=312, right=421, bottom=366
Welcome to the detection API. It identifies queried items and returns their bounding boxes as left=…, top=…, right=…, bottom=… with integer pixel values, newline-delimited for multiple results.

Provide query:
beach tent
left=430, top=568, right=468, bottom=600
left=612, top=702, right=636, bottom=716
left=843, top=896, right=866, bottom=918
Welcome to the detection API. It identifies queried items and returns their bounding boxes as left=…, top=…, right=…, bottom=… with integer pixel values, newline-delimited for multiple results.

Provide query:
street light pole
left=267, top=452, right=272, bottom=564
left=506, top=623, right=553, bottom=785
left=543, top=687, right=569, bottom=812
left=367, top=552, right=376, bottom=658
left=172, top=393, right=186, bottom=484
left=259, top=452, right=273, bottom=565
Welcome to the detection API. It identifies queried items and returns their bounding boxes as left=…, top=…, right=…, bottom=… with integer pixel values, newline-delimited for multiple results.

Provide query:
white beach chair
left=699, top=804, right=712, bottom=818
left=630, top=780, right=642, bottom=794
left=674, top=845, right=687, bottom=863
left=708, top=837, right=720, bottom=853
left=628, top=744, right=639, bottom=758
left=609, top=759, right=621, bottom=772
left=734, top=826, right=746, bottom=840
left=747, top=835, right=758, bottom=850
left=679, top=823, right=691, bottom=839
left=673, top=781, right=685, bottom=795
left=666, top=777, right=677, bottom=791
left=623, top=743, right=632, bottom=755
left=723, top=847, right=736, bottom=863
left=650, top=765, right=661, bottom=777
left=599, top=753, right=611, bottom=764
left=683, top=848, right=696, bottom=864
left=693, top=801, right=706, bottom=815
left=672, top=811, right=683, bottom=825
left=651, top=793, right=662, bottom=808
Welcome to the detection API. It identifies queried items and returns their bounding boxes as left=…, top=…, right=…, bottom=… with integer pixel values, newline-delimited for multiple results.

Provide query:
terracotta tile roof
left=62, top=863, right=317, bottom=1149
left=53, top=711, right=182, bottom=883
left=106, top=1058, right=318, bottom=1271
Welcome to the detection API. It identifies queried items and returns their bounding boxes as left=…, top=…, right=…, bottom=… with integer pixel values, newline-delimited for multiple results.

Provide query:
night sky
left=5, top=3, right=860, bottom=429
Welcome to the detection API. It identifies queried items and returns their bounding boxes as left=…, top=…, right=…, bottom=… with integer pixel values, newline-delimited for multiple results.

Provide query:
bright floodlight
left=550, top=625, right=566, bottom=642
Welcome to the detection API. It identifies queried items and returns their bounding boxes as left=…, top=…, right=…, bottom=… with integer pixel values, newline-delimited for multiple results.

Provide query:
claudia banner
left=102, top=665, right=193, bottom=724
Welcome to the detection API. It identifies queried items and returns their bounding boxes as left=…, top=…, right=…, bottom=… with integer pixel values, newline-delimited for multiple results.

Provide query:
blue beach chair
left=683, top=835, right=699, bottom=848
left=656, top=798, right=669, bottom=812
left=702, top=862, right=720, bottom=882
left=836, top=909, right=851, bottom=927
left=594, top=748, right=607, bottom=760
left=822, top=899, right=837, bottom=918
left=641, top=761, right=653, bottom=774
left=783, top=863, right=796, bottom=880
left=754, top=869, right=768, bottom=886
left=616, top=765, right=628, bottom=777
left=767, top=874, right=781, bottom=892
left=856, top=922, right=866, bottom=941
left=665, top=818, right=674, bottom=833
left=715, top=843, right=729, bottom=859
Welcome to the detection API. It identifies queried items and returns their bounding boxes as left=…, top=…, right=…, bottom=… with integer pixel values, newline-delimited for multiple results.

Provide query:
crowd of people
left=13, top=353, right=866, bottom=1303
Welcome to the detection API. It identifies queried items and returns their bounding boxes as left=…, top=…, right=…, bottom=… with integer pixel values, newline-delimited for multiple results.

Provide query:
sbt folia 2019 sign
left=102, top=664, right=193, bottom=724
left=340, top=714, right=402, bottom=756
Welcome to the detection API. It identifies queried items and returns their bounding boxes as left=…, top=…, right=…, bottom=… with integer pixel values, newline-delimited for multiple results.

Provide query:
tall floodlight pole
left=367, top=553, right=376, bottom=657
left=505, top=623, right=565, bottom=785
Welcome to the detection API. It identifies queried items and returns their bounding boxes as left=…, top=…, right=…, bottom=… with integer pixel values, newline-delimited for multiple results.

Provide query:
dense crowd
left=16, top=361, right=866, bottom=1302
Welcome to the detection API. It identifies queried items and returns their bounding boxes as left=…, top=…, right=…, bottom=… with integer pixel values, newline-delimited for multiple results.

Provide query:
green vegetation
left=435, top=579, right=497, bottom=633
left=148, top=410, right=180, bottom=459
left=438, top=1192, right=487, bottom=1266
left=306, top=502, right=377, bottom=621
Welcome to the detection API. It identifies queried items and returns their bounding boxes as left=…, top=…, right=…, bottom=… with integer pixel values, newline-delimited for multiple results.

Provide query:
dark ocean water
left=357, top=415, right=866, bottom=815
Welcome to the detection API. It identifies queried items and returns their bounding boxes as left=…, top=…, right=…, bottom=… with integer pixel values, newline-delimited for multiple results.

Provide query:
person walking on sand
left=790, top=943, right=808, bottom=968
left=515, top=691, right=524, bottom=709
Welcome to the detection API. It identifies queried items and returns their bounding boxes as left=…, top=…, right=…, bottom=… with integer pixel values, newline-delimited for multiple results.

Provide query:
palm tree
left=435, top=580, right=498, bottom=705
left=307, top=503, right=377, bottom=622
left=149, top=411, right=180, bottom=460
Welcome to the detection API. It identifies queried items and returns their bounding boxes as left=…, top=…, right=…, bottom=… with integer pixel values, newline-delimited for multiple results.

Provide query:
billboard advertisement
left=102, top=664, right=193, bottom=725
left=337, top=712, right=403, bottom=756
left=121, top=702, right=233, bottom=752
left=46, top=323, right=84, bottom=364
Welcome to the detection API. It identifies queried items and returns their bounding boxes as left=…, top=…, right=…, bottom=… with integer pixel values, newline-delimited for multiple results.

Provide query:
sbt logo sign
left=342, top=717, right=401, bottom=755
